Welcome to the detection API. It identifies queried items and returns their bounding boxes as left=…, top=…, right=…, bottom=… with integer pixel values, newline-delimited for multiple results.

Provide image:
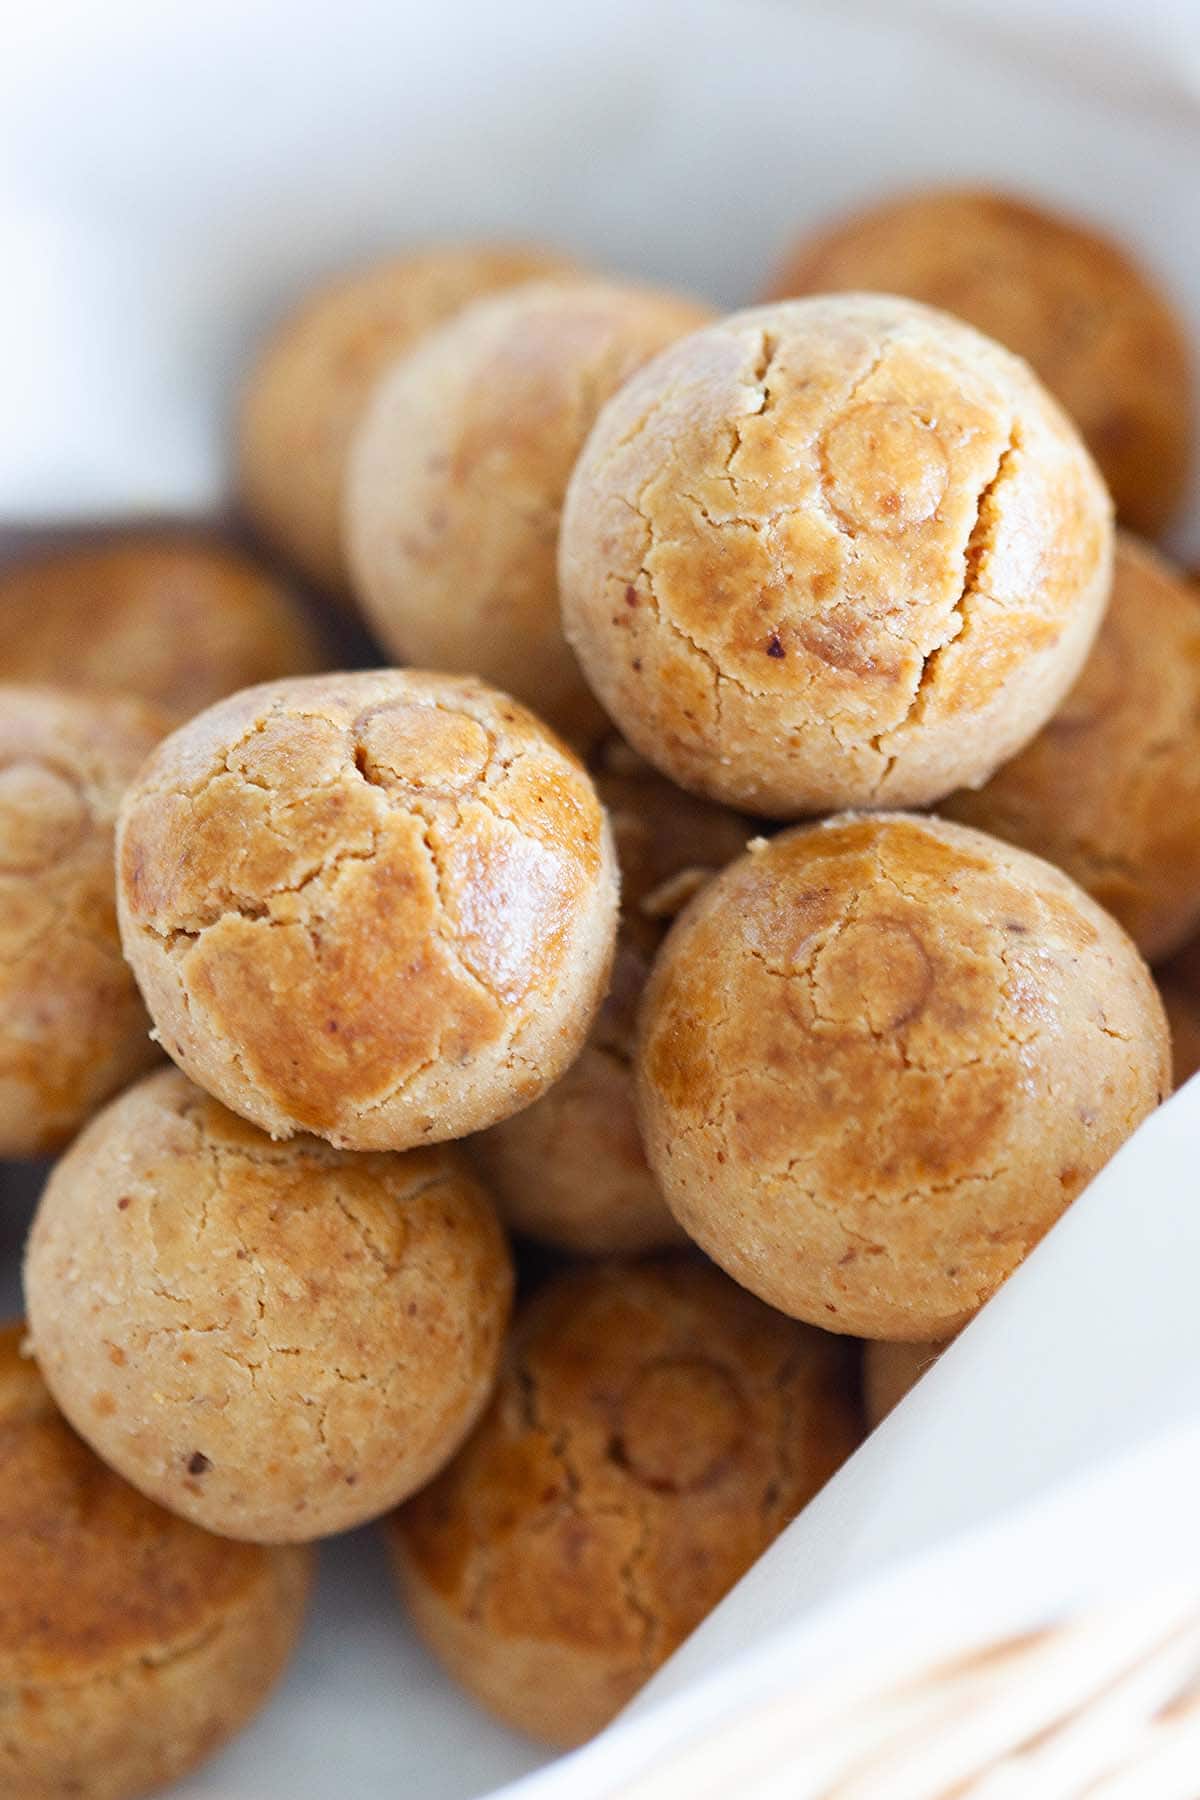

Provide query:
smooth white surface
left=3, top=4, right=1200, bottom=1797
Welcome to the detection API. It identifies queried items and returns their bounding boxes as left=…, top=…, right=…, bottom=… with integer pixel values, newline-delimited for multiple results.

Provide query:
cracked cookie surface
left=0, top=1321, right=312, bottom=1799
left=636, top=814, right=1169, bottom=1339
left=0, top=685, right=168, bottom=1157
left=387, top=1256, right=859, bottom=1747
left=345, top=280, right=713, bottom=745
left=238, top=243, right=577, bottom=597
left=0, top=533, right=324, bottom=721
left=560, top=294, right=1112, bottom=816
left=470, top=751, right=749, bottom=1253
left=23, top=1067, right=514, bottom=1542
left=764, top=188, right=1193, bottom=538
left=116, top=669, right=619, bottom=1149
left=945, top=535, right=1200, bottom=962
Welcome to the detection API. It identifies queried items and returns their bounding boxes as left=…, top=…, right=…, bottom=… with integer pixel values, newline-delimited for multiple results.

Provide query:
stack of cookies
left=1, top=185, right=1196, bottom=1792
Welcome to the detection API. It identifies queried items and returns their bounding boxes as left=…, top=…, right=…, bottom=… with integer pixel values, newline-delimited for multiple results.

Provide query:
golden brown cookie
left=0, top=533, right=324, bottom=722
left=388, top=1257, right=860, bottom=1747
left=0, top=1320, right=311, bottom=1800
left=24, top=1067, right=513, bottom=1542
left=764, top=188, right=1193, bottom=537
left=637, top=814, right=1169, bottom=1340
left=237, top=243, right=576, bottom=596
left=116, top=670, right=618, bottom=1150
left=1158, top=973, right=1200, bottom=1089
left=0, top=686, right=167, bottom=1158
left=470, top=756, right=749, bottom=1253
left=945, top=535, right=1200, bottom=961
left=345, top=280, right=713, bottom=744
left=863, top=1340, right=944, bottom=1428
left=561, top=295, right=1112, bottom=816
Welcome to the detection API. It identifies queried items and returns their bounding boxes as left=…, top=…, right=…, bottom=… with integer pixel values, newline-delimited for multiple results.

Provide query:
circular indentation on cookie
left=612, top=1355, right=745, bottom=1493
left=821, top=403, right=949, bottom=535
left=813, top=914, right=935, bottom=1033
left=0, top=760, right=89, bottom=873
left=354, top=702, right=491, bottom=794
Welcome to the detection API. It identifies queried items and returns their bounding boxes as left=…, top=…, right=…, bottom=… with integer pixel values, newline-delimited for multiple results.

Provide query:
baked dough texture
left=470, top=756, right=748, bottom=1253
left=0, top=1321, right=311, bottom=1800
left=388, top=1256, right=860, bottom=1747
left=116, top=670, right=618, bottom=1150
left=560, top=294, right=1112, bottom=816
left=345, top=280, right=714, bottom=744
left=0, top=685, right=167, bottom=1158
left=945, top=535, right=1200, bottom=962
left=1159, top=937, right=1200, bottom=1087
left=636, top=814, right=1169, bottom=1340
left=237, top=243, right=576, bottom=595
left=863, top=1339, right=944, bottom=1427
left=23, top=1067, right=513, bottom=1542
left=0, top=533, right=323, bottom=722
left=764, top=187, right=1193, bottom=537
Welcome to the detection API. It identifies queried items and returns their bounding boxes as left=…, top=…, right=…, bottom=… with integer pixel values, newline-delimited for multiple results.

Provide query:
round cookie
left=346, top=280, right=713, bottom=744
left=863, top=1340, right=944, bottom=1428
left=0, top=533, right=324, bottom=722
left=116, top=670, right=618, bottom=1150
left=471, top=755, right=748, bottom=1253
left=944, top=535, right=1200, bottom=962
left=764, top=188, right=1193, bottom=537
left=0, top=686, right=167, bottom=1158
left=237, top=243, right=576, bottom=596
left=388, top=1256, right=860, bottom=1746
left=0, top=1321, right=311, bottom=1800
left=1159, top=975, right=1200, bottom=1089
left=561, top=294, right=1112, bottom=816
left=636, top=814, right=1169, bottom=1340
left=24, top=1067, right=513, bottom=1542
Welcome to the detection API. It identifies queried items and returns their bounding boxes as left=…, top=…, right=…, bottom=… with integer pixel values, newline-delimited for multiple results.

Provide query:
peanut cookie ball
left=0, top=1321, right=311, bottom=1800
left=237, top=243, right=576, bottom=596
left=346, top=280, right=713, bottom=744
left=944, top=536, right=1200, bottom=962
left=24, top=1068, right=513, bottom=1542
left=471, top=756, right=748, bottom=1253
left=0, top=686, right=167, bottom=1158
left=561, top=295, right=1112, bottom=816
left=863, top=1340, right=944, bottom=1428
left=764, top=188, right=1193, bottom=537
left=1159, top=976, right=1200, bottom=1089
left=637, top=814, right=1169, bottom=1340
left=0, top=533, right=324, bottom=722
left=116, top=670, right=618, bottom=1149
left=388, top=1257, right=859, bottom=1746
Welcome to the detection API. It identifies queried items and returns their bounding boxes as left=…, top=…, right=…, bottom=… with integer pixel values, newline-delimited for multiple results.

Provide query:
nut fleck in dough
left=346, top=281, right=714, bottom=745
left=764, top=188, right=1193, bottom=537
left=116, top=670, right=618, bottom=1150
left=0, top=533, right=324, bottom=722
left=561, top=295, right=1112, bottom=816
left=637, top=814, right=1169, bottom=1340
left=0, top=686, right=167, bottom=1158
left=24, top=1068, right=513, bottom=1543
left=0, top=1321, right=311, bottom=1800
left=388, top=1257, right=859, bottom=1747
left=237, top=243, right=576, bottom=596
left=944, top=536, right=1200, bottom=962
left=863, top=1340, right=944, bottom=1428
left=471, top=757, right=749, bottom=1253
